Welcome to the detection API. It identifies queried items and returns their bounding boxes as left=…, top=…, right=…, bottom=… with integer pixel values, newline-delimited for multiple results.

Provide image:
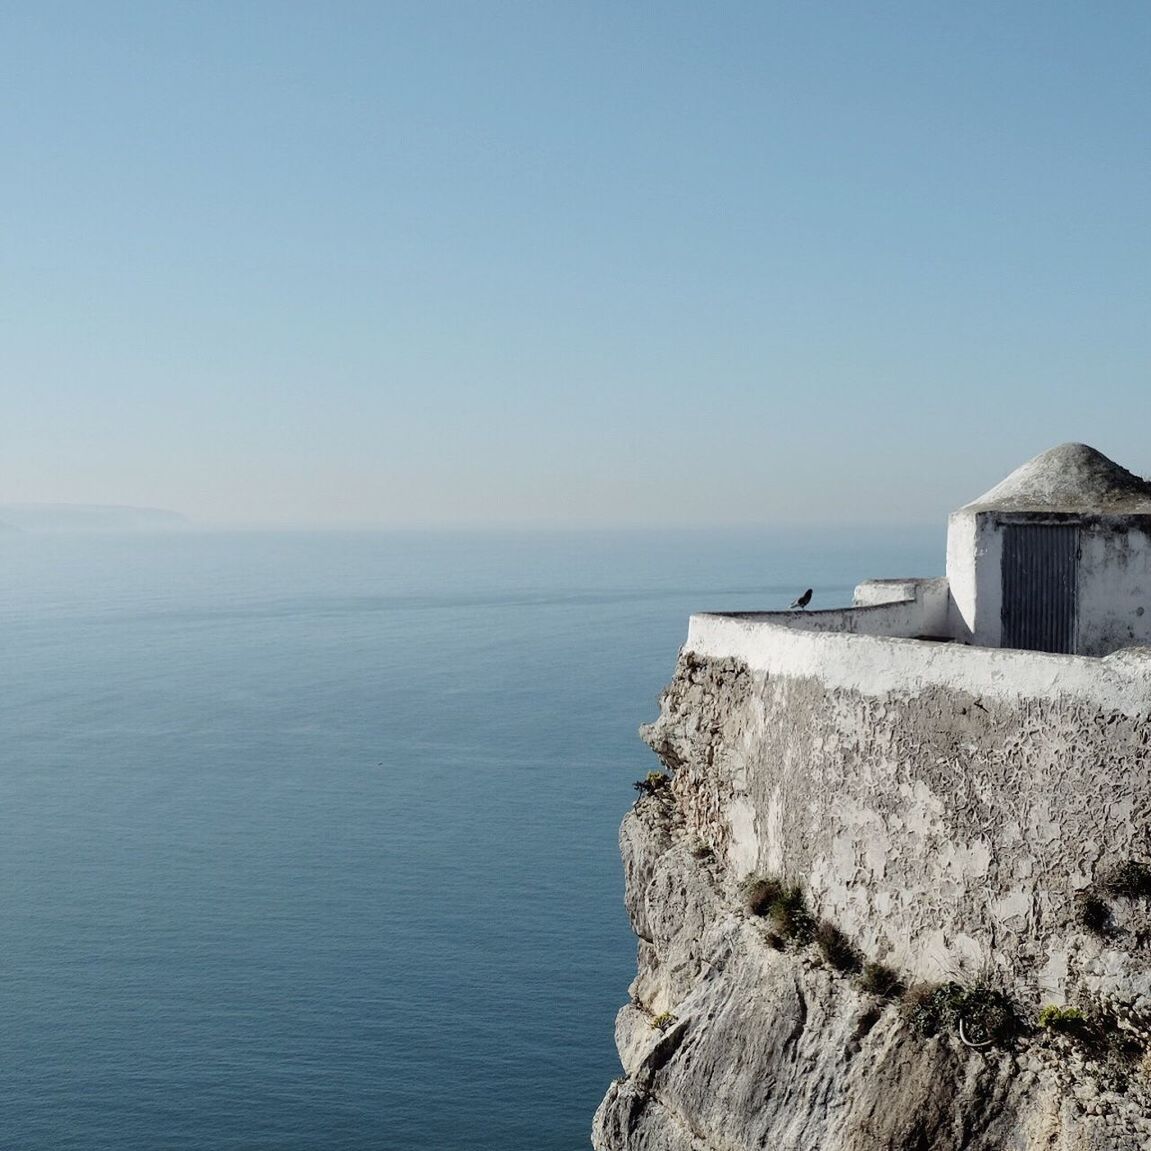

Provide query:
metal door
left=1001, top=524, right=1079, bottom=653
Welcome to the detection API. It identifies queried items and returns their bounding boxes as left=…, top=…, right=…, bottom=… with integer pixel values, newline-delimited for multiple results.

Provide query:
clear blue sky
left=2, top=1, right=1148, bottom=526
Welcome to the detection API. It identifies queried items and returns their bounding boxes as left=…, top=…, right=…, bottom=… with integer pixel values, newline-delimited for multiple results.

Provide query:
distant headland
left=0, top=503, right=189, bottom=534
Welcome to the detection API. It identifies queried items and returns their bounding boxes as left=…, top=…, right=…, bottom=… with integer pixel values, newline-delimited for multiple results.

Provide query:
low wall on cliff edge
left=686, top=610, right=1151, bottom=714
left=708, top=575, right=951, bottom=643
left=648, top=617, right=1151, bottom=1012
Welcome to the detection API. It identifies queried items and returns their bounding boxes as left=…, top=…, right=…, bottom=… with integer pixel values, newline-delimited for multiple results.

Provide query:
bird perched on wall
left=789, top=588, right=813, bottom=610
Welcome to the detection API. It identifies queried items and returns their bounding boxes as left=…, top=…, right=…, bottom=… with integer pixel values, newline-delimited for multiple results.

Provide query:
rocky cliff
left=593, top=653, right=1151, bottom=1151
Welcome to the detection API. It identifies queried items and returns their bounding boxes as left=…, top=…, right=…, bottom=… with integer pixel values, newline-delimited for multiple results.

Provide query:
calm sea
left=0, top=528, right=939, bottom=1150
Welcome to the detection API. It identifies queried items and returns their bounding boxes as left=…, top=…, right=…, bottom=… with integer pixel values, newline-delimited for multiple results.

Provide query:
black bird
left=789, top=588, right=813, bottom=610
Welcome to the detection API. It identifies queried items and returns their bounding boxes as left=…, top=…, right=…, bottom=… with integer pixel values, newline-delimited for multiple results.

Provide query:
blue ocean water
left=0, top=528, right=939, bottom=1150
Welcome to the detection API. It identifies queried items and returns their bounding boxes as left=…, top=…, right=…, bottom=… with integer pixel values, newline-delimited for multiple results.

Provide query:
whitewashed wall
left=945, top=510, right=1003, bottom=647
left=1076, top=525, right=1151, bottom=655
left=685, top=610, right=1151, bottom=714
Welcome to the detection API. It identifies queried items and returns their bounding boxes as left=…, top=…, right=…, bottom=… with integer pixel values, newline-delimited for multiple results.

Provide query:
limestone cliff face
left=593, top=654, right=1151, bottom=1151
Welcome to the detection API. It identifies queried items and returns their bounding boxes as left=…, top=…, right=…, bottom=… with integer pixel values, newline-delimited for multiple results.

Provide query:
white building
left=689, top=442, right=1151, bottom=658
left=946, top=443, right=1151, bottom=655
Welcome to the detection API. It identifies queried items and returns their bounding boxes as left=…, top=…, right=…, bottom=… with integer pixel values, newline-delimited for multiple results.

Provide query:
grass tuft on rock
left=815, top=921, right=862, bottom=974
left=1100, top=860, right=1151, bottom=900
left=741, top=876, right=785, bottom=916
left=740, top=876, right=814, bottom=943
left=767, top=886, right=815, bottom=943
left=858, top=961, right=904, bottom=999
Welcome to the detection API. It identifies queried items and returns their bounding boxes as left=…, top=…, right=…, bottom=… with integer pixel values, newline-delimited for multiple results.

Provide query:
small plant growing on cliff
left=1071, top=866, right=1151, bottom=938
left=1077, top=891, right=1112, bottom=935
left=633, top=771, right=669, bottom=798
left=1038, top=1004, right=1086, bottom=1034
left=858, top=961, right=904, bottom=999
left=954, top=986, right=1019, bottom=1047
left=902, top=982, right=1018, bottom=1046
left=815, top=921, right=861, bottom=974
left=650, top=1012, right=677, bottom=1032
left=1034, top=1000, right=1143, bottom=1086
left=1089, top=1028, right=1142, bottom=1091
left=770, top=886, right=814, bottom=943
left=902, top=982, right=962, bottom=1038
left=740, top=876, right=813, bottom=943
left=1100, top=860, right=1151, bottom=900
left=741, top=876, right=785, bottom=916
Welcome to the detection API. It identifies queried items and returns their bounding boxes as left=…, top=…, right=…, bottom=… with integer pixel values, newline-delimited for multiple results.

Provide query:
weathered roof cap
left=964, top=443, right=1151, bottom=513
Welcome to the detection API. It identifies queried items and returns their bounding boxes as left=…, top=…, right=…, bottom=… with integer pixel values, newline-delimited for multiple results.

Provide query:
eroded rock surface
left=594, top=654, right=1151, bottom=1151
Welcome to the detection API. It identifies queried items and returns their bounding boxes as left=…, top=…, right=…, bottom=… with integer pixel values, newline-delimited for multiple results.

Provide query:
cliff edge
left=593, top=651, right=1151, bottom=1151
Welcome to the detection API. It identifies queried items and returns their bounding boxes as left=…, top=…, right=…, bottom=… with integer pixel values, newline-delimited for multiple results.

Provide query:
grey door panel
left=1001, top=524, right=1079, bottom=653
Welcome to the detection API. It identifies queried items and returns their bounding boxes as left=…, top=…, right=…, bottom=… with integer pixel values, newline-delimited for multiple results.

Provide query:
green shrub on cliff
left=902, top=982, right=962, bottom=1037
left=1038, top=1004, right=1086, bottom=1034
left=902, top=982, right=1018, bottom=1046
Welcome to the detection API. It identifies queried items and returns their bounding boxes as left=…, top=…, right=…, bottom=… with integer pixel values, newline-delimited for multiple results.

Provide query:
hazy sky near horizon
left=2, top=2, right=1149, bottom=527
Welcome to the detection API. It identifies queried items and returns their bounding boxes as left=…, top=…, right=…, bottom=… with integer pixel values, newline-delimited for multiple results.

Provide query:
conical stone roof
left=964, top=443, right=1151, bottom=513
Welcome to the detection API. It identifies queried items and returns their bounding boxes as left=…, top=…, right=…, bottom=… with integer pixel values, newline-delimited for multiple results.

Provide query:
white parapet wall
left=685, top=608, right=1151, bottom=715
left=852, top=578, right=931, bottom=607
left=701, top=577, right=950, bottom=642
left=852, top=576, right=951, bottom=633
